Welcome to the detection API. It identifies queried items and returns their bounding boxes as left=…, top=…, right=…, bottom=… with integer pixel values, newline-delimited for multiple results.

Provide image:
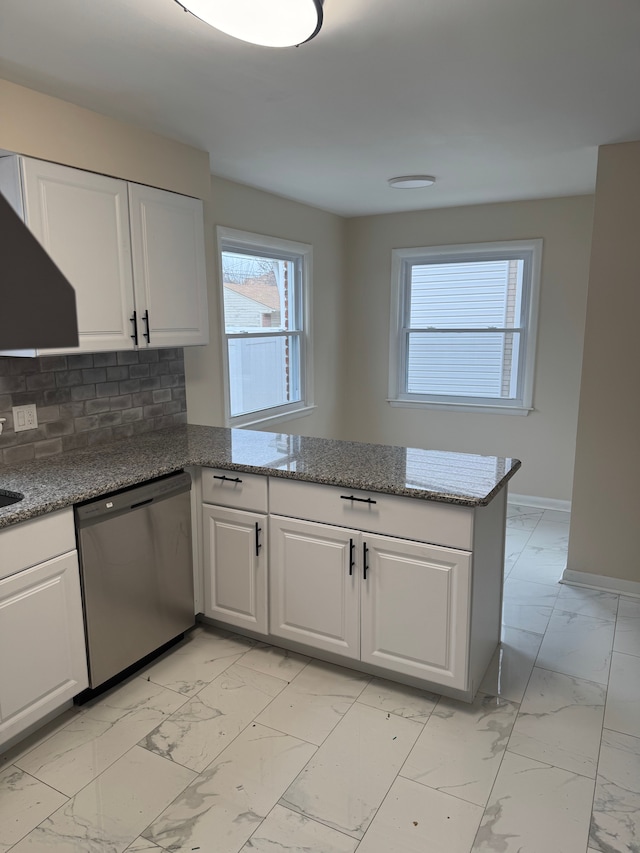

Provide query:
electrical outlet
left=12, top=403, right=38, bottom=432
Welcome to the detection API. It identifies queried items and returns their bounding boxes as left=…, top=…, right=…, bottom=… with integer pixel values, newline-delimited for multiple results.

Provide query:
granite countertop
left=0, top=424, right=521, bottom=529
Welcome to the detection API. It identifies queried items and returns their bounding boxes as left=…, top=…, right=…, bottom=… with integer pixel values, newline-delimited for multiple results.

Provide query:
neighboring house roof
left=223, top=275, right=281, bottom=312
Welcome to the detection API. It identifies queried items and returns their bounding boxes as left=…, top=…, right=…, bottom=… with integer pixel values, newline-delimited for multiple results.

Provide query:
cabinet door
left=360, top=534, right=471, bottom=690
left=203, top=504, right=268, bottom=635
left=20, top=157, right=136, bottom=354
left=270, top=516, right=359, bottom=659
left=129, top=184, right=209, bottom=348
left=0, top=552, right=88, bottom=747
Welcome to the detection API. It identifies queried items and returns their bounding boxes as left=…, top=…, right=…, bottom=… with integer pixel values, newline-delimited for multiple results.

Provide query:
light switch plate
left=12, top=403, right=38, bottom=432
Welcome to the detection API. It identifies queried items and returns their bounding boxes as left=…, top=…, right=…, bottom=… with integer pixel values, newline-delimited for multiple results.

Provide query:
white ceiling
left=1, top=0, right=640, bottom=216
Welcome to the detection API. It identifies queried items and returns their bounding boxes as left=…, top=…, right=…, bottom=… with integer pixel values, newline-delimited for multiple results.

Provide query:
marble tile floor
left=1, top=504, right=639, bottom=853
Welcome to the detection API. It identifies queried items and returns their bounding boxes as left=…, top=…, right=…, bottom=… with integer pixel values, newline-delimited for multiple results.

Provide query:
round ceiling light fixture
left=175, top=0, right=324, bottom=47
left=388, top=175, right=436, bottom=189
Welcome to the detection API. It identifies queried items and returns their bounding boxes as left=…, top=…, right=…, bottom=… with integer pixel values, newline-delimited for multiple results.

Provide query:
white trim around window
left=388, top=239, right=542, bottom=415
left=217, top=226, right=314, bottom=428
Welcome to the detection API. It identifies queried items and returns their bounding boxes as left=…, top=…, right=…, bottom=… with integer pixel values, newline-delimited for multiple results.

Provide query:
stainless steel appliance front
left=75, top=471, right=194, bottom=689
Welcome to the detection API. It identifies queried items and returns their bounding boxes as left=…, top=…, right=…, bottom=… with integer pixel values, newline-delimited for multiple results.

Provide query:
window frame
left=388, top=239, right=542, bottom=415
left=217, top=226, right=314, bottom=428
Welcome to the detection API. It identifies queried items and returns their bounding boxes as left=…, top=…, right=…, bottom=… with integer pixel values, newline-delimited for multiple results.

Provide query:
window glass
left=218, top=229, right=312, bottom=426
left=389, top=241, right=541, bottom=412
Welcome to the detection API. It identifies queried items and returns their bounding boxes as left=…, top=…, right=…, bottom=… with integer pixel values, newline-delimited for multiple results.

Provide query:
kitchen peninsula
left=0, top=425, right=520, bottom=748
left=0, top=423, right=520, bottom=526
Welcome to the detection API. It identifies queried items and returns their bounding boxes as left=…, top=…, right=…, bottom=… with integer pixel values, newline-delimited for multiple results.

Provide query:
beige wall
left=567, top=141, right=640, bottom=585
left=184, top=176, right=347, bottom=439
left=0, top=79, right=210, bottom=199
left=343, top=197, right=594, bottom=501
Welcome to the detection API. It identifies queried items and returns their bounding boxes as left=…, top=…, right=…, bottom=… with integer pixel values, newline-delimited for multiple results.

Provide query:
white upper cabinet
left=0, top=155, right=209, bottom=354
left=129, top=184, right=208, bottom=348
left=2, top=156, right=136, bottom=355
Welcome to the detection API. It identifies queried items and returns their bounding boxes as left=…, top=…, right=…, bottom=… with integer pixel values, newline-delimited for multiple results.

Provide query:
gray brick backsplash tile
left=44, top=420, right=75, bottom=438
left=143, top=403, right=165, bottom=419
left=160, top=374, right=182, bottom=388
left=88, top=426, right=114, bottom=445
left=163, top=400, right=182, bottom=416
left=106, top=366, right=129, bottom=381
left=12, top=390, right=46, bottom=407
left=71, top=384, right=97, bottom=401
left=44, top=388, right=72, bottom=405
left=93, top=352, right=118, bottom=367
left=15, top=426, right=47, bottom=444
left=8, top=358, right=38, bottom=375
left=159, top=348, right=179, bottom=360
left=96, top=381, right=121, bottom=398
left=119, top=378, right=141, bottom=394
left=116, top=351, right=139, bottom=365
left=85, top=398, right=111, bottom=415
left=109, top=394, right=133, bottom=411
left=60, top=402, right=87, bottom=418
left=40, top=356, right=68, bottom=371
left=61, top=433, right=89, bottom=452
left=75, top=415, right=100, bottom=432
left=34, top=438, right=64, bottom=458
left=122, top=406, right=144, bottom=423
left=82, top=367, right=107, bottom=384
left=98, top=411, right=123, bottom=428
left=3, top=444, right=35, bottom=464
left=37, top=405, right=61, bottom=423
left=0, top=348, right=186, bottom=465
left=154, top=414, right=177, bottom=429
left=56, top=369, right=83, bottom=387
left=140, top=377, right=161, bottom=392
left=113, top=424, right=135, bottom=440
left=129, top=363, right=150, bottom=379
left=26, top=372, right=57, bottom=391
left=0, top=375, right=26, bottom=394
left=67, top=353, right=94, bottom=369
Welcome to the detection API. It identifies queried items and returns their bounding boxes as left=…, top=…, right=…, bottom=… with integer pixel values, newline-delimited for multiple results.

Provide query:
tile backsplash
left=0, top=349, right=186, bottom=465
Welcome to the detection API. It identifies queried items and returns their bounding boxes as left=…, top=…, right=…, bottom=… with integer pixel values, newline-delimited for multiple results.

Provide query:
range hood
left=0, top=191, right=79, bottom=350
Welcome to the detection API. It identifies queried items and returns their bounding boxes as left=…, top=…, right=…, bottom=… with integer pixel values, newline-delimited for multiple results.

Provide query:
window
left=389, top=240, right=542, bottom=414
left=218, top=227, right=313, bottom=427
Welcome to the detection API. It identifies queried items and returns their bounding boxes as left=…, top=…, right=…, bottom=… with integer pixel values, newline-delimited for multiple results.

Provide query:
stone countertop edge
left=0, top=423, right=521, bottom=530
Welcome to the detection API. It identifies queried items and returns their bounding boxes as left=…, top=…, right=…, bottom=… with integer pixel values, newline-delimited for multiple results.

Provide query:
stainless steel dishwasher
left=75, top=471, right=194, bottom=690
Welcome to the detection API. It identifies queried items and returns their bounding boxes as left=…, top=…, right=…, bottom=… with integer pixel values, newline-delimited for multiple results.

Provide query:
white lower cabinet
left=270, top=516, right=471, bottom=690
left=0, top=550, right=88, bottom=747
left=200, top=471, right=505, bottom=699
left=360, top=534, right=471, bottom=690
left=202, top=504, right=268, bottom=635
left=269, top=517, right=360, bottom=659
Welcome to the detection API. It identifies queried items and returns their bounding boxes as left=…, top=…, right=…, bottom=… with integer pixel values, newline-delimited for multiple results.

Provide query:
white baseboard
left=508, top=493, right=571, bottom=513
left=561, top=569, right=640, bottom=599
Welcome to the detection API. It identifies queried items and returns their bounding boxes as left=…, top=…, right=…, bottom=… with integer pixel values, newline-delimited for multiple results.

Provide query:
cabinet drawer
left=0, top=509, right=76, bottom=581
left=202, top=468, right=268, bottom=513
left=269, top=479, right=473, bottom=550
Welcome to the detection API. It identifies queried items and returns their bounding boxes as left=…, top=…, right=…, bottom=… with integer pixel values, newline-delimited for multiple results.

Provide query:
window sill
left=387, top=399, right=533, bottom=416
left=229, top=404, right=317, bottom=430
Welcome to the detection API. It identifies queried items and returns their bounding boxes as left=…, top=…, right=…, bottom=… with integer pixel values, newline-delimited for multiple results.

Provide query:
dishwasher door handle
left=130, top=497, right=153, bottom=510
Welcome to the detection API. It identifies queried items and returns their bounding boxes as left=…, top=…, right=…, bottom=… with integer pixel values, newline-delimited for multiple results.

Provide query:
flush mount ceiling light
left=175, top=0, right=324, bottom=47
left=388, top=175, right=436, bottom=189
